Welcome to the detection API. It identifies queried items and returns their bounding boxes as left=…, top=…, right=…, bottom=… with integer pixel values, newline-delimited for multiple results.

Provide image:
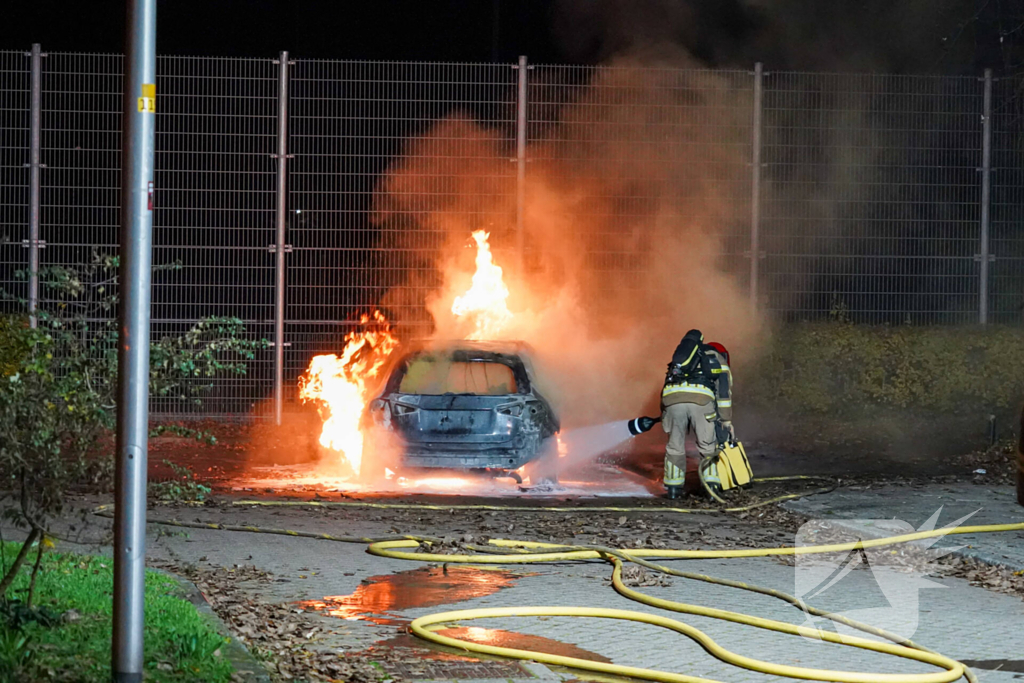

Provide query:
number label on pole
left=137, top=83, right=156, bottom=113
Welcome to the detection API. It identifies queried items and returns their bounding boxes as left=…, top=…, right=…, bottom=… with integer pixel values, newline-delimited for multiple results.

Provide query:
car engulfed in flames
left=362, top=341, right=560, bottom=479
left=300, top=229, right=563, bottom=484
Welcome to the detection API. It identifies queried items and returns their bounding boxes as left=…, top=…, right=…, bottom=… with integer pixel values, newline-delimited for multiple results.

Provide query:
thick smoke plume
left=373, top=51, right=763, bottom=428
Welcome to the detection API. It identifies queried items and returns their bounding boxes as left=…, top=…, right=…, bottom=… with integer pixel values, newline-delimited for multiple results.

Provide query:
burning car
left=363, top=341, right=560, bottom=480
left=300, top=230, right=551, bottom=483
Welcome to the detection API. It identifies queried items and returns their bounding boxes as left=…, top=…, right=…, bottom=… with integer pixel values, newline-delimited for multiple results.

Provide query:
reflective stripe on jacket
left=662, top=381, right=715, bottom=407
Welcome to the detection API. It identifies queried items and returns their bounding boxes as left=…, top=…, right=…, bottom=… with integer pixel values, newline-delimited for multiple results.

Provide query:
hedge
left=745, top=323, right=1024, bottom=415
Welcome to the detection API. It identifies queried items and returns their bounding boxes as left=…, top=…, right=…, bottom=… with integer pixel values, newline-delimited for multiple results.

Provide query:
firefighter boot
left=664, top=454, right=685, bottom=500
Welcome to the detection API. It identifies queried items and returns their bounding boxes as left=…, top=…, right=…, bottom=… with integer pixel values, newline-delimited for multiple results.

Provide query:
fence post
left=273, top=51, right=290, bottom=425
left=113, top=0, right=156, bottom=680
left=978, top=68, right=993, bottom=325
left=515, top=55, right=527, bottom=274
left=749, top=62, right=764, bottom=313
left=27, top=43, right=42, bottom=328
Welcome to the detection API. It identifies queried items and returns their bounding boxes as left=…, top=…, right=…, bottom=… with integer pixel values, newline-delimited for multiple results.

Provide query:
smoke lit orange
left=298, top=311, right=399, bottom=477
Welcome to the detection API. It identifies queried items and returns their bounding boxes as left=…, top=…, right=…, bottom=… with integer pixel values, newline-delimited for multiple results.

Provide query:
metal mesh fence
left=41, top=53, right=122, bottom=286
left=3, top=49, right=1023, bottom=418
left=526, top=65, right=754, bottom=301
left=0, top=51, right=30, bottom=307
left=991, top=77, right=1024, bottom=324
left=11, top=52, right=278, bottom=417
left=152, top=56, right=278, bottom=417
left=761, top=72, right=984, bottom=324
left=285, top=60, right=518, bottom=402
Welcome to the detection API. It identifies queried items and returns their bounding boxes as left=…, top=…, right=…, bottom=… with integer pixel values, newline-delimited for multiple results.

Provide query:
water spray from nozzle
left=554, top=415, right=661, bottom=472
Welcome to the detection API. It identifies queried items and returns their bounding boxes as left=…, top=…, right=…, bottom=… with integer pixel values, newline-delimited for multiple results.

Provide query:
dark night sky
left=1, top=1, right=560, bottom=63
left=0, top=0, right=1018, bottom=74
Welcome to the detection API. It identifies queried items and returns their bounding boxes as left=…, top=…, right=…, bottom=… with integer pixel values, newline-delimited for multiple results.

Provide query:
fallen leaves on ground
left=417, top=534, right=491, bottom=555
left=742, top=506, right=1024, bottom=602
left=152, top=561, right=402, bottom=683
left=950, top=440, right=1016, bottom=486
left=947, top=556, right=1024, bottom=599
left=615, top=564, right=673, bottom=587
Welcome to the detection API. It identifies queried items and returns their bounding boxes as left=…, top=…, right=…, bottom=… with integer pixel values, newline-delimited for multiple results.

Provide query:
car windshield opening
left=398, top=357, right=517, bottom=395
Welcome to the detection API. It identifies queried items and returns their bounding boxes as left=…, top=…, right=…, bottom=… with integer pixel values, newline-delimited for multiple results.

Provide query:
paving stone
left=784, top=483, right=1024, bottom=571
left=19, top=496, right=1021, bottom=683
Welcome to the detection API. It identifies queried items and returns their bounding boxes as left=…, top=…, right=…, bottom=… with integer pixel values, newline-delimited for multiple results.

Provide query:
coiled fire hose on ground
left=368, top=524, right=1024, bottom=683
left=94, top=491, right=1024, bottom=683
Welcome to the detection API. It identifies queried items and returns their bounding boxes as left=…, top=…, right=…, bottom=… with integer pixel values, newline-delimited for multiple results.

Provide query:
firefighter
left=660, top=329, right=719, bottom=499
left=705, top=341, right=734, bottom=442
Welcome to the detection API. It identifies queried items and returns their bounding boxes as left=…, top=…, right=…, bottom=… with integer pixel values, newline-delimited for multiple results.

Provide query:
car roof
left=403, top=339, right=536, bottom=358
left=374, top=339, right=547, bottom=397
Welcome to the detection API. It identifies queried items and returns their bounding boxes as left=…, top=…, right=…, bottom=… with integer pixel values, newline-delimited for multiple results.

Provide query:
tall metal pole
left=515, top=55, right=528, bottom=275
left=113, top=1, right=156, bottom=680
left=750, top=62, right=764, bottom=313
left=274, top=51, right=289, bottom=426
left=27, top=43, right=42, bottom=328
left=979, top=68, right=993, bottom=325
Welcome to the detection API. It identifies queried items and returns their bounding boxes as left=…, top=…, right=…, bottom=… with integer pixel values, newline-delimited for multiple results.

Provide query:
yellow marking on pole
left=138, top=83, right=156, bottom=113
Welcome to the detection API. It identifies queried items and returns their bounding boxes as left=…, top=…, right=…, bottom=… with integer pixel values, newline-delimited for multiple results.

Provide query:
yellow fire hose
left=94, top=482, right=1024, bottom=683
left=367, top=524, right=1024, bottom=683
left=365, top=520, right=1024, bottom=562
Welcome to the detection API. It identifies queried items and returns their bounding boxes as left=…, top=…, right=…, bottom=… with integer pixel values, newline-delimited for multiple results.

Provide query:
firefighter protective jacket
left=705, top=347, right=733, bottom=421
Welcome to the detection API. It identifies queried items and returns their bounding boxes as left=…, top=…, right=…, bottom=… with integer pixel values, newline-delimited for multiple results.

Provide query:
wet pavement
left=28, top=415, right=1024, bottom=681
left=783, top=482, right=1024, bottom=571
left=378, top=629, right=613, bottom=665
left=107, top=495, right=1024, bottom=682
left=18, top=454, right=1024, bottom=683
left=227, top=461, right=660, bottom=498
left=14, top=477, right=1024, bottom=683
left=297, top=566, right=521, bottom=626
left=297, top=565, right=614, bottom=671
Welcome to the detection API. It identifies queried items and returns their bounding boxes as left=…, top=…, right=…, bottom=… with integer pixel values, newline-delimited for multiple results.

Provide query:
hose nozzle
left=628, top=416, right=661, bottom=436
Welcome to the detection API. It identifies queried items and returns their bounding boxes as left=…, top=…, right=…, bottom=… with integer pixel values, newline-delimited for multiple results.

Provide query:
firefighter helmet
left=707, top=341, right=730, bottom=366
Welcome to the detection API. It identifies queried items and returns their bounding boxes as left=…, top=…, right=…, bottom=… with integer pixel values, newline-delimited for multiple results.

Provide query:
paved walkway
left=783, top=483, right=1024, bottom=571
left=15, top=495, right=1023, bottom=682
left=130, top=501, right=1024, bottom=683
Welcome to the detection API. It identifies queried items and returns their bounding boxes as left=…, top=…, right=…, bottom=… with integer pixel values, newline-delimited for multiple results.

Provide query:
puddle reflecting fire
left=296, top=566, right=519, bottom=626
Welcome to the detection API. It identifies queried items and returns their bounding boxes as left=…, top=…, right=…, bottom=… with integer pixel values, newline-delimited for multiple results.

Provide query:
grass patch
left=0, top=540, right=233, bottom=683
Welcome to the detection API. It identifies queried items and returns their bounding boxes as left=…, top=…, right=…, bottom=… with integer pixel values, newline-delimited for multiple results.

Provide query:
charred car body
left=363, top=341, right=560, bottom=476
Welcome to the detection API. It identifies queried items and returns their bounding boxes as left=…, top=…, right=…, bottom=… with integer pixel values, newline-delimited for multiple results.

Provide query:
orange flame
left=298, top=311, right=399, bottom=477
left=451, top=230, right=512, bottom=340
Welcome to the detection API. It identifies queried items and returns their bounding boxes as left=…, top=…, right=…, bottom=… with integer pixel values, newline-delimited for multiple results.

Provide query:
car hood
left=388, top=394, right=521, bottom=410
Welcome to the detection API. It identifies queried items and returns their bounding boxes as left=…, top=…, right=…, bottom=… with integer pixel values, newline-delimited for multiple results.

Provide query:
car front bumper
left=399, top=447, right=535, bottom=469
